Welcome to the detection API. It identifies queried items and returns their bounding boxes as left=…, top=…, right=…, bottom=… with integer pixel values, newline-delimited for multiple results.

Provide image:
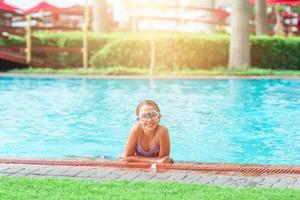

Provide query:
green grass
left=5, top=66, right=300, bottom=76
left=0, top=176, right=299, bottom=200
left=6, top=66, right=148, bottom=76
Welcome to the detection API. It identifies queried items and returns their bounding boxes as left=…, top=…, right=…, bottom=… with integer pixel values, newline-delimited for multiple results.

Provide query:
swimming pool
left=0, top=76, right=299, bottom=165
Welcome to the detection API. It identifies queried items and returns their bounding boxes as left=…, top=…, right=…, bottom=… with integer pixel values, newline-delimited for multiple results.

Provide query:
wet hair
left=135, top=99, right=160, bottom=116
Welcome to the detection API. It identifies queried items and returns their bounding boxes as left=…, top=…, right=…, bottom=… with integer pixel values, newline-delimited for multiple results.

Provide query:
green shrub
left=90, top=38, right=150, bottom=69
left=90, top=33, right=300, bottom=70
left=251, top=36, right=300, bottom=70
left=32, top=32, right=114, bottom=67
left=90, top=33, right=229, bottom=70
left=0, top=35, right=25, bottom=46
left=154, top=34, right=229, bottom=70
left=2, top=31, right=300, bottom=70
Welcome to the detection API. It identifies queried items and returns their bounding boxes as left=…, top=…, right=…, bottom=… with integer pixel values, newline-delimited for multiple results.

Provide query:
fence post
left=25, top=15, right=32, bottom=64
left=82, top=1, right=89, bottom=69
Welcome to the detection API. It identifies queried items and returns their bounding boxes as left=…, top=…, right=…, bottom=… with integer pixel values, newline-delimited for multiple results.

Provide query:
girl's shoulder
left=131, top=123, right=143, bottom=135
left=131, top=123, right=140, bottom=131
left=156, top=125, right=169, bottom=136
left=155, top=125, right=169, bottom=144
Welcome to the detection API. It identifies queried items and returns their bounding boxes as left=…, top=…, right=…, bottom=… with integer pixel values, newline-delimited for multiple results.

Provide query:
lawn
left=0, top=176, right=299, bottom=200
left=5, top=66, right=300, bottom=76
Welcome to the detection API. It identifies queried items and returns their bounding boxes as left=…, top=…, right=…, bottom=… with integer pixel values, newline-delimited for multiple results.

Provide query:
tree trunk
left=255, top=0, right=268, bottom=35
left=92, top=0, right=110, bottom=32
left=228, top=0, right=250, bottom=69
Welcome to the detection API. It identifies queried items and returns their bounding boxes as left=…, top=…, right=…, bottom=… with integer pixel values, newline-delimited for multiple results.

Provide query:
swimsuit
left=135, top=129, right=160, bottom=157
left=135, top=143, right=160, bottom=157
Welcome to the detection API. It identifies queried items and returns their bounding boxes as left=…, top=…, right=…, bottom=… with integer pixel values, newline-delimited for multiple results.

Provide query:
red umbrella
left=268, top=0, right=300, bottom=6
left=25, top=1, right=61, bottom=14
left=0, top=0, right=21, bottom=12
left=216, top=8, right=230, bottom=20
left=249, top=0, right=300, bottom=6
left=52, top=5, right=85, bottom=15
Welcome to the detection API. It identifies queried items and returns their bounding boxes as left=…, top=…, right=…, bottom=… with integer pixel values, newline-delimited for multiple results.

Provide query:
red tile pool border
left=1, top=158, right=300, bottom=176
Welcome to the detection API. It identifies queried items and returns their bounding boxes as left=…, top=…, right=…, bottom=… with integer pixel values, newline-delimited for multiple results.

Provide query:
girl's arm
left=121, top=155, right=172, bottom=163
left=158, top=126, right=171, bottom=157
left=121, top=125, right=172, bottom=164
left=124, top=125, right=139, bottom=156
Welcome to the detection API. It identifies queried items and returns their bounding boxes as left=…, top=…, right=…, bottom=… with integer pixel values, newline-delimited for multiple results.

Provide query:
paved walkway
left=1, top=163, right=300, bottom=189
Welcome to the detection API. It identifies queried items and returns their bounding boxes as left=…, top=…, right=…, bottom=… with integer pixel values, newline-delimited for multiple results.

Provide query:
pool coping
left=0, top=73, right=300, bottom=80
left=1, top=157, right=300, bottom=176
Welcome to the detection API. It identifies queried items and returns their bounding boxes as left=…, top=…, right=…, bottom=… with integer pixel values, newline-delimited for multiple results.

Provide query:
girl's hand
left=157, top=156, right=173, bottom=164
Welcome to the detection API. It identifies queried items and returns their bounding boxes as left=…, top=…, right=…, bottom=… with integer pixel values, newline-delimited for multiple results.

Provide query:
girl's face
left=138, top=104, right=160, bottom=132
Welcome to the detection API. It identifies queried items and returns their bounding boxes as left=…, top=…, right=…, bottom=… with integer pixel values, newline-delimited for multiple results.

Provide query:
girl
left=122, top=100, right=172, bottom=163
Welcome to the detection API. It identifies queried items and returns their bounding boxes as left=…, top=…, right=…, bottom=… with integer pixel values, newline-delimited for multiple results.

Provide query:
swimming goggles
left=138, top=111, right=160, bottom=121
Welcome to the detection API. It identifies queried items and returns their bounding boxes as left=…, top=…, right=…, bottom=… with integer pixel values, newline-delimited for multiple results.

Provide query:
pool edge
left=1, top=157, right=300, bottom=176
left=1, top=73, right=300, bottom=80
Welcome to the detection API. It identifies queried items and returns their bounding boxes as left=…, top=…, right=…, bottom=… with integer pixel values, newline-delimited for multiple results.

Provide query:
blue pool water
left=0, top=76, right=299, bottom=165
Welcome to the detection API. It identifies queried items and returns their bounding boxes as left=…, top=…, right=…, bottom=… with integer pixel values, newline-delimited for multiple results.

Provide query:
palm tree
left=92, top=0, right=110, bottom=32
left=255, top=0, right=268, bottom=35
left=228, top=0, right=250, bottom=69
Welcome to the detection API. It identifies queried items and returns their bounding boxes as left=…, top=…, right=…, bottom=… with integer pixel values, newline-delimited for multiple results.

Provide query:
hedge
left=1, top=32, right=300, bottom=70
left=250, top=36, right=300, bottom=70
left=89, top=33, right=229, bottom=70
left=90, top=33, right=300, bottom=70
